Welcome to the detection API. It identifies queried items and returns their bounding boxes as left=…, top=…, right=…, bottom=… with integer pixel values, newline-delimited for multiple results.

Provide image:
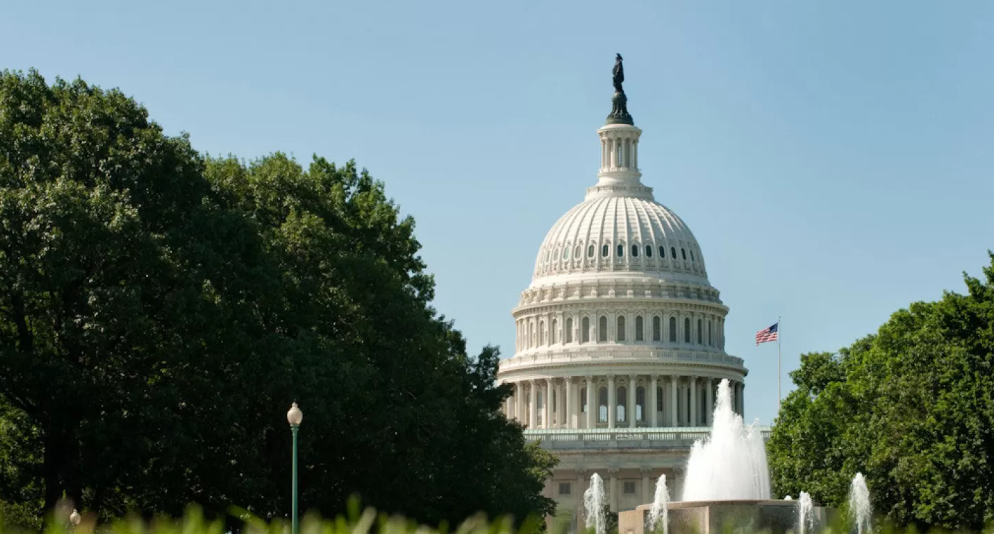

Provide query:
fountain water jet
left=798, top=492, right=814, bottom=534
left=583, top=473, right=607, bottom=534
left=646, top=474, right=669, bottom=534
left=849, top=472, right=872, bottom=534
left=681, top=379, right=771, bottom=501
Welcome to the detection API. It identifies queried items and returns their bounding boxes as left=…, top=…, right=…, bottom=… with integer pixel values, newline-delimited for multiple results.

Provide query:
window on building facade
left=566, top=318, right=574, bottom=343
left=669, top=317, right=677, bottom=342
left=653, top=316, right=661, bottom=341
left=616, top=316, right=626, bottom=342
left=617, top=244, right=624, bottom=257
left=635, top=316, right=644, bottom=341
left=552, top=319, right=558, bottom=344
left=539, top=322, right=545, bottom=346
left=588, top=245, right=595, bottom=258
left=575, top=245, right=582, bottom=258
left=708, top=321, right=712, bottom=346
left=617, top=386, right=627, bottom=423
left=582, top=317, right=590, bottom=343
left=657, top=387, right=664, bottom=411
left=563, top=247, right=569, bottom=260
left=598, top=387, right=608, bottom=422
left=581, top=387, right=587, bottom=412
left=684, top=318, right=691, bottom=343
left=631, top=244, right=639, bottom=257
left=602, top=244, right=609, bottom=257
left=598, top=316, right=608, bottom=342
left=671, top=247, right=677, bottom=259
left=559, top=482, right=571, bottom=496
left=645, top=245, right=652, bottom=257
left=697, top=319, right=703, bottom=344
left=636, top=387, right=645, bottom=421
left=690, top=250, right=696, bottom=261
left=624, top=482, right=637, bottom=494
left=681, top=248, right=687, bottom=260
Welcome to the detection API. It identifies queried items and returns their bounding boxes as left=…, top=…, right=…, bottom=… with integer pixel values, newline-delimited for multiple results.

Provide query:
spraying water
left=784, top=496, right=793, bottom=501
left=681, top=379, right=771, bottom=501
left=646, top=474, right=670, bottom=534
left=797, top=492, right=814, bottom=534
left=583, top=473, right=607, bottom=534
left=849, top=472, right=872, bottom=534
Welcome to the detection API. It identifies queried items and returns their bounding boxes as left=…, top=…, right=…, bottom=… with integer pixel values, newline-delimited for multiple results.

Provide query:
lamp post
left=286, top=402, right=303, bottom=534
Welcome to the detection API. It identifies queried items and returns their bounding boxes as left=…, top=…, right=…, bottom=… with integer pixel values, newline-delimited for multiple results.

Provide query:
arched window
left=617, top=244, right=624, bottom=257
left=552, top=319, right=558, bottom=344
left=657, top=387, right=664, bottom=411
left=598, top=387, right=608, bottom=422
left=546, top=249, right=551, bottom=262
left=669, top=317, right=677, bottom=342
left=602, top=244, right=610, bottom=257
left=563, top=247, right=569, bottom=260
left=617, top=386, right=627, bottom=423
left=631, top=244, right=639, bottom=257
left=708, top=321, right=713, bottom=346
left=575, top=245, right=582, bottom=258
left=645, top=245, right=652, bottom=257
left=581, top=317, right=590, bottom=343
left=684, top=318, right=691, bottom=343
left=671, top=247, right=677, bottom=259
left=697, top=319, right=703, bottom=344
left=616, top=316, right=626, bottom=342
left=690, top=250, right=696, bottom=262
left=653, top=316, right=661, bottom=341
left=635, top=316, right=644, bottom=342
left=681, top=248, right=687, bottom=260
left=598, top=316, right=608, bottom=342
left=659, top=246, right=665, bottom=258
left=566, top=318, right=574, bottom=343
left=588, top=245, right=595, bottom=258
left=636, top=387, right=646, bottom=422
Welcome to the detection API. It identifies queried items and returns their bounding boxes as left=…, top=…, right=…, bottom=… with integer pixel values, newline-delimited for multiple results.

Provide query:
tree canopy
left=0, top=69, right=556, bottom=528
left=768, top=255, right=994, bottom=530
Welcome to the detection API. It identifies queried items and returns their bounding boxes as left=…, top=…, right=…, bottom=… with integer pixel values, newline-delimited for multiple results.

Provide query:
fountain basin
left=618, top=500, right=839, bottom=534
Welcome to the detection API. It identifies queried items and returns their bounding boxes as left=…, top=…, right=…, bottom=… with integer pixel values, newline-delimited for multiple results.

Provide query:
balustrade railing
left=522, top=426, right=771, bottom=449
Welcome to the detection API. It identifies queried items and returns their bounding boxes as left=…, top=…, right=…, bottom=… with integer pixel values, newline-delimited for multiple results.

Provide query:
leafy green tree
left=0, top=70, right=554, bottom=527
left=768, top=255, right=994, bottom=530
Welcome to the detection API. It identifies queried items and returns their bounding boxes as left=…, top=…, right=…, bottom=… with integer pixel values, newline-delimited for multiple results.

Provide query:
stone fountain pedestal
left=617, top=500, right=838, bottom=534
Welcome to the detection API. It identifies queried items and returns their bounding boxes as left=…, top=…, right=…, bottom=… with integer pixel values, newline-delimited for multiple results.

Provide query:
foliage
left=768, top=254, right=994, bottom=530
left=0, top=69, right=554, bottom=527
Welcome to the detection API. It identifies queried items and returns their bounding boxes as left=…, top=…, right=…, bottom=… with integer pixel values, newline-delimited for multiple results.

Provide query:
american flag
left=755, top=323, right=779, bottom=345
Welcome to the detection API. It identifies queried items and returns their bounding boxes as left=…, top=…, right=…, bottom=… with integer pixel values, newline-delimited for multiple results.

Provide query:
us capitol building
left=496, top=56, right=755, bottom=527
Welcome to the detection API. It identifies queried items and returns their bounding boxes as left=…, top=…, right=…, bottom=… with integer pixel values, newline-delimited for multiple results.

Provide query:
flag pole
left=777, top=316, right=782, bottom=413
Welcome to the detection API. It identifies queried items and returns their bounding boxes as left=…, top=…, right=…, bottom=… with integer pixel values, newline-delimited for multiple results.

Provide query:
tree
left=0, top=70, right=555, bottom=527
left=768, top=254, right=994, bottom=530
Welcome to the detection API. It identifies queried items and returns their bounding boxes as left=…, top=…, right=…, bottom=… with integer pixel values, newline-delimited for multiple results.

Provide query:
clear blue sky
left=3, top=1, right=993, bottom=426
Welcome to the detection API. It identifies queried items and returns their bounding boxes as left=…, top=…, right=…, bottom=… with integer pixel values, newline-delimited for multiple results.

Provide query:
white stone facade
left=497, top=116, right=749, bottom=528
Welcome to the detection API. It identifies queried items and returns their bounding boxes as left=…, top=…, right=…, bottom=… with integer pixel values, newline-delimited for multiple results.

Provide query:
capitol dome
left=496, top=56, right=749, bottom=521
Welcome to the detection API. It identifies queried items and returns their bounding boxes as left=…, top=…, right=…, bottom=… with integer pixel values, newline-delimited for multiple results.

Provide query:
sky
left=3, top=0, right=993, bottom=426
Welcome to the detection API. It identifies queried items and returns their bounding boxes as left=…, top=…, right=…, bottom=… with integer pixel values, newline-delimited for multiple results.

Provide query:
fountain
left=617, top=380, right=838, bottom=534
left=646, top=475, right=669, bottom=534
left=849, top=472, right=872, bottom=534
left=798, top=492, right=814, bottom=534
left=584, top=473, right=607, bottom=534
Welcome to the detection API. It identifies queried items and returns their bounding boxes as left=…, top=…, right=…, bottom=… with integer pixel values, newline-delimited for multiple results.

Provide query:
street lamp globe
left=69, top=509, right=81, bottom=526
left=287, top=402, right=303, bottom=427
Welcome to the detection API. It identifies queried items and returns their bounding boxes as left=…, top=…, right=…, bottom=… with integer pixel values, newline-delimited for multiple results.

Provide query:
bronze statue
left=613, top=53, right=625, bottom=93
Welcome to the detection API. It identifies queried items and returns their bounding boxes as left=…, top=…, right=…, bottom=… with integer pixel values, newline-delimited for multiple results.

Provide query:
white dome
left=533, top=195, right=708, bottom=283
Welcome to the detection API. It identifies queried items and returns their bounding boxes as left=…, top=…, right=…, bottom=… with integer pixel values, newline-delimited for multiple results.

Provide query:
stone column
left=516, top=382, right=524, bottom=422
left=670, top=375, right=679, bottom=426
left=585, top=376, right=595, bottom=428
left=607, top=375, right=617, bottom=428
left=575, top=469, right=586, bottom=526
left=529, top=381, right=537, bottom=429
left=705, top=377, right=714, bottom=426
left=609, top=468, right=619, bottom=512
left=564, top=376, right=572, bottom=430
left=741, top=383, right=746, bottom=418
left=690, top=376, right=698, bottom=426
left=544, top=378, right=553, bottom=429
left=628, top=374, right=637, bottom=428
left=650, top=374, right=659, bottom=427
left=641, top=467, right=652, bottom=504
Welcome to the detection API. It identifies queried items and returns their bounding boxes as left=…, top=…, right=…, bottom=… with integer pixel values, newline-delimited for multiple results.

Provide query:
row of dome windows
left=518, top=315, right=722, bottom=349
left=545, top=244, right=698, bottom=264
